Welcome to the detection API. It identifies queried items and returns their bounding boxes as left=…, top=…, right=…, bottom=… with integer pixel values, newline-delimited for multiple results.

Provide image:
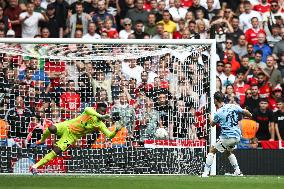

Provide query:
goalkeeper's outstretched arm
left=84, top=107, right=110, bottom=120
left=98, top=121, right=124, bottom=139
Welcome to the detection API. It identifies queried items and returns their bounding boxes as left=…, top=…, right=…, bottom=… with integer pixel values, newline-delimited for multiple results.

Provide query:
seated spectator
left=232, top=35, right=248, bottom=58
left=26, top=107, right=53, bottom=147
left=111, top=93, right=136, bottom=138
left=92, top=0, right=116, bottom=27
left=133, top=20, right=148, bottom=39
left=224, top=84, right=240, bottom=105
left=0, top=118, right=8, bottom=146
left=92, top=69, right=112, bottom=103
left=272, top=27, right=284, bottom=59
left=68, top=2, right=92, bottom=38
left=262, top=0, right=284, bottom=38
left=268, top=85, right=283, bottom=112
left=40, top=27, right=50, bottom=38
left=196, top=20, right=208, bottom=39
left=253, top=0, right=270, bottom=14
left=267, top=24, right=282, bottom=48
left=122, top=58, right=143, bottom=84
left=239, top=1, right=262, bottom=32
left=238, top=115, right=259, bottom=149
left=157, top=10, right=177, bottom=37
left=226, top=16, right=244, bottom=46
left=5, top=96, right=34, bottom=144
left=244, top=84, right=260, bottom=113
left=188, top=0, right=209, bottom=19
left=172, top=98, right=193, bottom=139
left=143, top=60, right=158, bottom=83
left=274, top=99, right=284, bottom=141
left=169, top=0, right=187, bottom=22
left=234, top=72, right=250, bottom=107
left=40, top=3, right=61, bottom=38
left=263, top=56, right=282, bottom=88
left=257, top=72, right=271, bottom=98
left=219, top=63, right=236, bottom=90
left=253, top=98, right=274, bottom=141
left=278, top=52, right=284, bottom=81
left=216, top=60, right=224, bottom=77
left=245, top=17, right=265, bottom=45
left=144, top=13, right=157, bottom=38
left=137, top=97, right=160, bottom=141
left=60, top=80, right=81, bottom=121
left=82, top=22, right=101, bottom=39
left=136, top=71, right=154, bottom=97
left=78, top=63, right=95, bottom=107
left=223, top=49, right=241, bottom=75
left=103, top=19, right=118, bottom=39
left=250, top=50, right=267, bottom=69
left=19, top=2, right=48, bottom=38
left=119, top=18, right=134, bottom=39
left=237, top=56, right=251, bottom=75
left=253, top=33, right=272, bottom=63
left=155, top=91, right=173, bottom=138
left=44, top=59, right=66, bottom=92
left=125, top=0, right=149, bottom=24
left=205, top=0, right=219, bottom=20
left=245, top=43, right=255, bottom=64
left=152, top=23, right=164, bottom=39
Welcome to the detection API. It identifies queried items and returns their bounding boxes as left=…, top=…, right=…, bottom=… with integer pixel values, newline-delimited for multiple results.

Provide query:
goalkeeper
left=30, top=103, right=124, bottom=174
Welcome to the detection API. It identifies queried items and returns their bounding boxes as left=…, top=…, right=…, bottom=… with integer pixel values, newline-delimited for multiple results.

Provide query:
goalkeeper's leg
left=31, top=130, right=76, bottom=174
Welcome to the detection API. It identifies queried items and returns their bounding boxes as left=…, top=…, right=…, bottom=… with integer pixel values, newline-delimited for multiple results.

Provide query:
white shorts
left=213, top=138, right=240, bottom=153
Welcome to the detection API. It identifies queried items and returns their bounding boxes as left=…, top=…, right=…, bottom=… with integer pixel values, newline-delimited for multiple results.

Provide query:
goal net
left=0, top=39, right=216, bottom=174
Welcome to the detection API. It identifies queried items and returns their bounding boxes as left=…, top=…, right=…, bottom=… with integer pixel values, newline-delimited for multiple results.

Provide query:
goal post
left=0, top=38, right=216, bottom=175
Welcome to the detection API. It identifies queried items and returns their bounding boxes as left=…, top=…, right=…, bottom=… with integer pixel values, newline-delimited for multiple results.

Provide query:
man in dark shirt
left=244, top=84, right=260, bottom=113
left=155, top=92, right=173, bottom=131
left=226, top=16, right=245, bottom=45
left=133, top=20, right=149, bottom=39
left=253, top=98, right=274, bottom=140
left=40, top=4, right=61, bottom=38
left=187, top=0, right=209, bottom=19
left=5, top=96, right=34, bottom=139
left=274, top=99, right=284, bottom=140
left=4, top=0, right=22, bottom=37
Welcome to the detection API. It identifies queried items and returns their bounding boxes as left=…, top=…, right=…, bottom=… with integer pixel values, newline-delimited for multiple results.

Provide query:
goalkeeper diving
left=30, top=102, right=124, bottom=174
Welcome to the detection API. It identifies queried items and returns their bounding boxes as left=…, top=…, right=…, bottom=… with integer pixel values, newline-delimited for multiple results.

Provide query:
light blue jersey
left=213, top=104, right=243, bottom=139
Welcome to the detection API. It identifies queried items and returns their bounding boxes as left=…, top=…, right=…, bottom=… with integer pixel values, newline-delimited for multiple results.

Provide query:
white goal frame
left=0, top=38, right=217, bottom=175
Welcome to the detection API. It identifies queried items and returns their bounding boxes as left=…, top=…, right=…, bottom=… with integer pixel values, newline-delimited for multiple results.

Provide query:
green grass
left=0, top=175, right=283, bottom=189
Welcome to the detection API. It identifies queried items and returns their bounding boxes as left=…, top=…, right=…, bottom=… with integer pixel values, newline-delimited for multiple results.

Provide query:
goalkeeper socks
left=228, top=154, right=240, bottom=173
left=204, top=153, right=214, bottom=173
left=39, top=128, right=51, bottom=143
left=33, top=150, right=57, bottom=169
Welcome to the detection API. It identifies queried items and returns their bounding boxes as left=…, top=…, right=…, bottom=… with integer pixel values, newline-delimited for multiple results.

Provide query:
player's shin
left=32, top=150, right=57, bottom=169
left=228, top=153, right=241, bottom=174
left=203, top=153, right=215, bottom=175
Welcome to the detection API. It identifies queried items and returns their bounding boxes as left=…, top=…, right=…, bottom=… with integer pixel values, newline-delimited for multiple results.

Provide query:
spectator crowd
left=0, top=0, right=283, bottom=150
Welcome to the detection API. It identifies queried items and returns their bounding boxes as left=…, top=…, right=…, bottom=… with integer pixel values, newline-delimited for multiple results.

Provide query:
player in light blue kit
left=202, top=91, right=252, bottom=177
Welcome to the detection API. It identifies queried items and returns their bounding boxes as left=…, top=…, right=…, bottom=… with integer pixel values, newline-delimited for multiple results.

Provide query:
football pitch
left=0, top=175, right=284, bottom=189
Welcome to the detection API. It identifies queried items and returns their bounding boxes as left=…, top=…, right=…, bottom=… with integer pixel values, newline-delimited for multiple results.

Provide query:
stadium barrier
left=217, top=149, right=284, bottom=175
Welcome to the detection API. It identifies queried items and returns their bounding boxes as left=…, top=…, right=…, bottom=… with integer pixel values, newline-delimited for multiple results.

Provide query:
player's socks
left=203, top=153, right=214, bottom=175
left=228, top=154, right=241, bottom=174
left=33, top=150, right=57, bottom=169
left=39, top=128, right=52, bottom=143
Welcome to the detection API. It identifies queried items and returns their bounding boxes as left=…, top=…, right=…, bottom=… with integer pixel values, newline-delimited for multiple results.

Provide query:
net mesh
left=0, top=41, right=213, bottom=174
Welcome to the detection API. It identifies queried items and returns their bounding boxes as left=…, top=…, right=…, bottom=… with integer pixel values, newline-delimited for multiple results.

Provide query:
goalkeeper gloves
left=115, top=121, right=125, bottom=132
left=100, top=114, right=111, bottom=120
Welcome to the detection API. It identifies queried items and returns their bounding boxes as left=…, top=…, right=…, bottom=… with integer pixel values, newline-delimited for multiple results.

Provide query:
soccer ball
left=155, top=128, right=169, bottom=139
